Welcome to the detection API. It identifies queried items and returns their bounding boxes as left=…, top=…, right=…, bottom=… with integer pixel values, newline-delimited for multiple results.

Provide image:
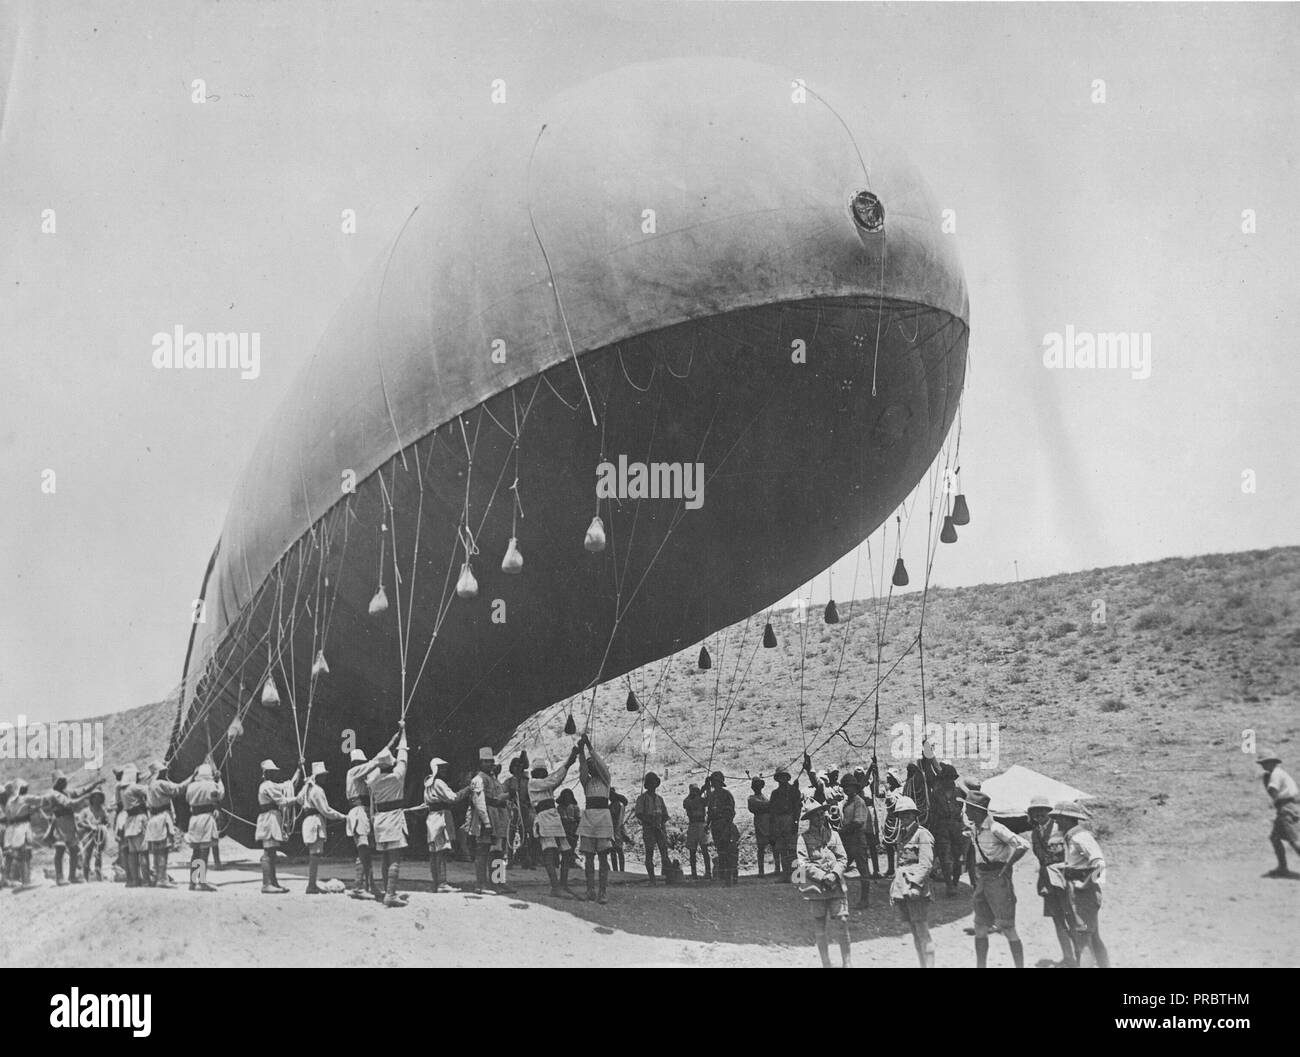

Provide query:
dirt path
left=2, top=843, right=1293, bottom=967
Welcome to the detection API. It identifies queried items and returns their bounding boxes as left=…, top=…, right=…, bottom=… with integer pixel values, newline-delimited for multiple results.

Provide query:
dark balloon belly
left=173, top=295, right=966, bottom=847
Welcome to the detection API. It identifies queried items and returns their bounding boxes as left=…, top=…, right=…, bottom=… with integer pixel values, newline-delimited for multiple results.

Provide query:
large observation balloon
left=169, top=58, right=968, bottom=845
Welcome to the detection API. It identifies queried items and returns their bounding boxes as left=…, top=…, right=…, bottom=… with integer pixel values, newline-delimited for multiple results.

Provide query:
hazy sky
left=2, top=1, right=1297, bottom=724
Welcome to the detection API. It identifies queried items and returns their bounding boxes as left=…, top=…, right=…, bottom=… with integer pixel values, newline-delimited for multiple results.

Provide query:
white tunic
left=185, top=777, right=225, bottom=845
left=298, top=781, right=346, bottom=845
left=367, top=752, right=408, bottom=847
left=255, top=778, right=297, bottom=844
left=423, top=776, right=462, bottom=851
left=529, top=764, right=571, bottom=839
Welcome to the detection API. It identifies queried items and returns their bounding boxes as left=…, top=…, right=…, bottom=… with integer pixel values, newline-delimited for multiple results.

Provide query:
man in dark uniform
left=920, top=752, right=966, bottom=895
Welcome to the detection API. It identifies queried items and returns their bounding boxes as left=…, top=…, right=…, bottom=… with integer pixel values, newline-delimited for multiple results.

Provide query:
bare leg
left=912, top=923, right=935, bottom=967
left=814, top=919, right=832, bottom=968
left=597, top=851, right=610, bottom=903
left=836, top=919, right=852, bottom=967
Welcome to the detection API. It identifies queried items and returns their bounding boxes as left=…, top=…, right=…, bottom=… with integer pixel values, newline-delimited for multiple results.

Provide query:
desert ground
left=2, top=835, right=1295, bottom=968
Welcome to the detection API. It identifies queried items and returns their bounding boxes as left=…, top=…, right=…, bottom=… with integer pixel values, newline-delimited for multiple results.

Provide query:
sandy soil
left=2, top=839, right=1294, bottom=968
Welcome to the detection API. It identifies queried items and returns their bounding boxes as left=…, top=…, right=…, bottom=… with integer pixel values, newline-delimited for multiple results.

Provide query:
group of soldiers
left=786, top=751, right=1111, bottom=970
left=4, top=737, right=1295, bottom=974
left=0, top=727, right=627, bottom=905
left=0, top=760, right=230, bottom=892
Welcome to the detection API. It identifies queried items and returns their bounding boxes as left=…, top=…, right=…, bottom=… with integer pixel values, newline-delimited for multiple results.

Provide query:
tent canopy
left=980, top=765, right=1092, bottom=817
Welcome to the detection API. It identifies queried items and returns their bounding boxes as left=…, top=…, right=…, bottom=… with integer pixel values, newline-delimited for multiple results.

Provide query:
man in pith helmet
left=256, top=757, right=303, bottom=894
left=367, top=726, right=411, bottom=908
left=794, top=797, right=852, bottom=968
left=298, top=761, right=346, bottom=894
left=424, top=755, right=468, bottom=893
left=707, top=771, right=738, bottom=886
left=1053, top=801, right=1110, bottom=968
left=768, top=768, right=801, bottom=883
left=1027, top=794, right=1075, bottom=967
left=144, top=759, right=192, bottom=889
left=963, top=790, right=1030, bottom=968
left=344, top=733, right=399, bottom=899
left=888, top=795, right=935, bottom=967
left=185, top=761, right=225, bottom=892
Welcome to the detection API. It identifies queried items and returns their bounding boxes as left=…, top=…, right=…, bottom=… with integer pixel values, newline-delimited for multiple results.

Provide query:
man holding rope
left=368, top=727, right=411, bottom=907
left=528, top=744, right=581, bottom=898
left=576, top=734, right=614, bottom=904
left=256, top=758, right=302, bottom=894
left=345, top=735, right=398, bottom=900
left=184, top=761, right=224, bottom=892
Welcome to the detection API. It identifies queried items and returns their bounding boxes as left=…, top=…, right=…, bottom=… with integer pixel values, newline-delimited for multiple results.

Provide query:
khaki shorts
left=893, top=894, right=931, bottom=925
left=1272, top=802, right=1300, bottom=845
left=579, top=836, right=612, bottom=854
left=973, top=867, right=1017, bottom=929
left=808, top=895, right=849, bottom=922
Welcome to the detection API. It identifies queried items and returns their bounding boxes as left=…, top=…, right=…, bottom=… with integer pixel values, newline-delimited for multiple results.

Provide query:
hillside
left=503, top=545, right=1300, bottom=859
left=11, top=697, right=175, bottom=787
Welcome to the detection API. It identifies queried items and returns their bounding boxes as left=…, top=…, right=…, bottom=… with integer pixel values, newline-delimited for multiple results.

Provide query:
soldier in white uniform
left=344, top=734, right=398, bottom=900
left=185, top=762, right=225, bottom=891
left=576, top=735, right=615, bottom=904
left=143, top=760, right=192, bottom=889
left=255, top=758, right=302, bottom=894
left=528, top=744, right=581, bottom=897
left=422, top=756, right=467, bottom=893
left=298, top=761, right=347, bottom=894
left=367, top=729, right=410, bottom=908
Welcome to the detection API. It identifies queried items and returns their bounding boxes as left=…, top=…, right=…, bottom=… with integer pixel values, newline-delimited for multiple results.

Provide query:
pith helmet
left=800, top=796, right=827, bottom=820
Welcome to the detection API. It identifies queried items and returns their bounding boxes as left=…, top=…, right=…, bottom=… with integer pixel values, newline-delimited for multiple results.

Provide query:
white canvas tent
left=980, top=765, right=1092, bottom=817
